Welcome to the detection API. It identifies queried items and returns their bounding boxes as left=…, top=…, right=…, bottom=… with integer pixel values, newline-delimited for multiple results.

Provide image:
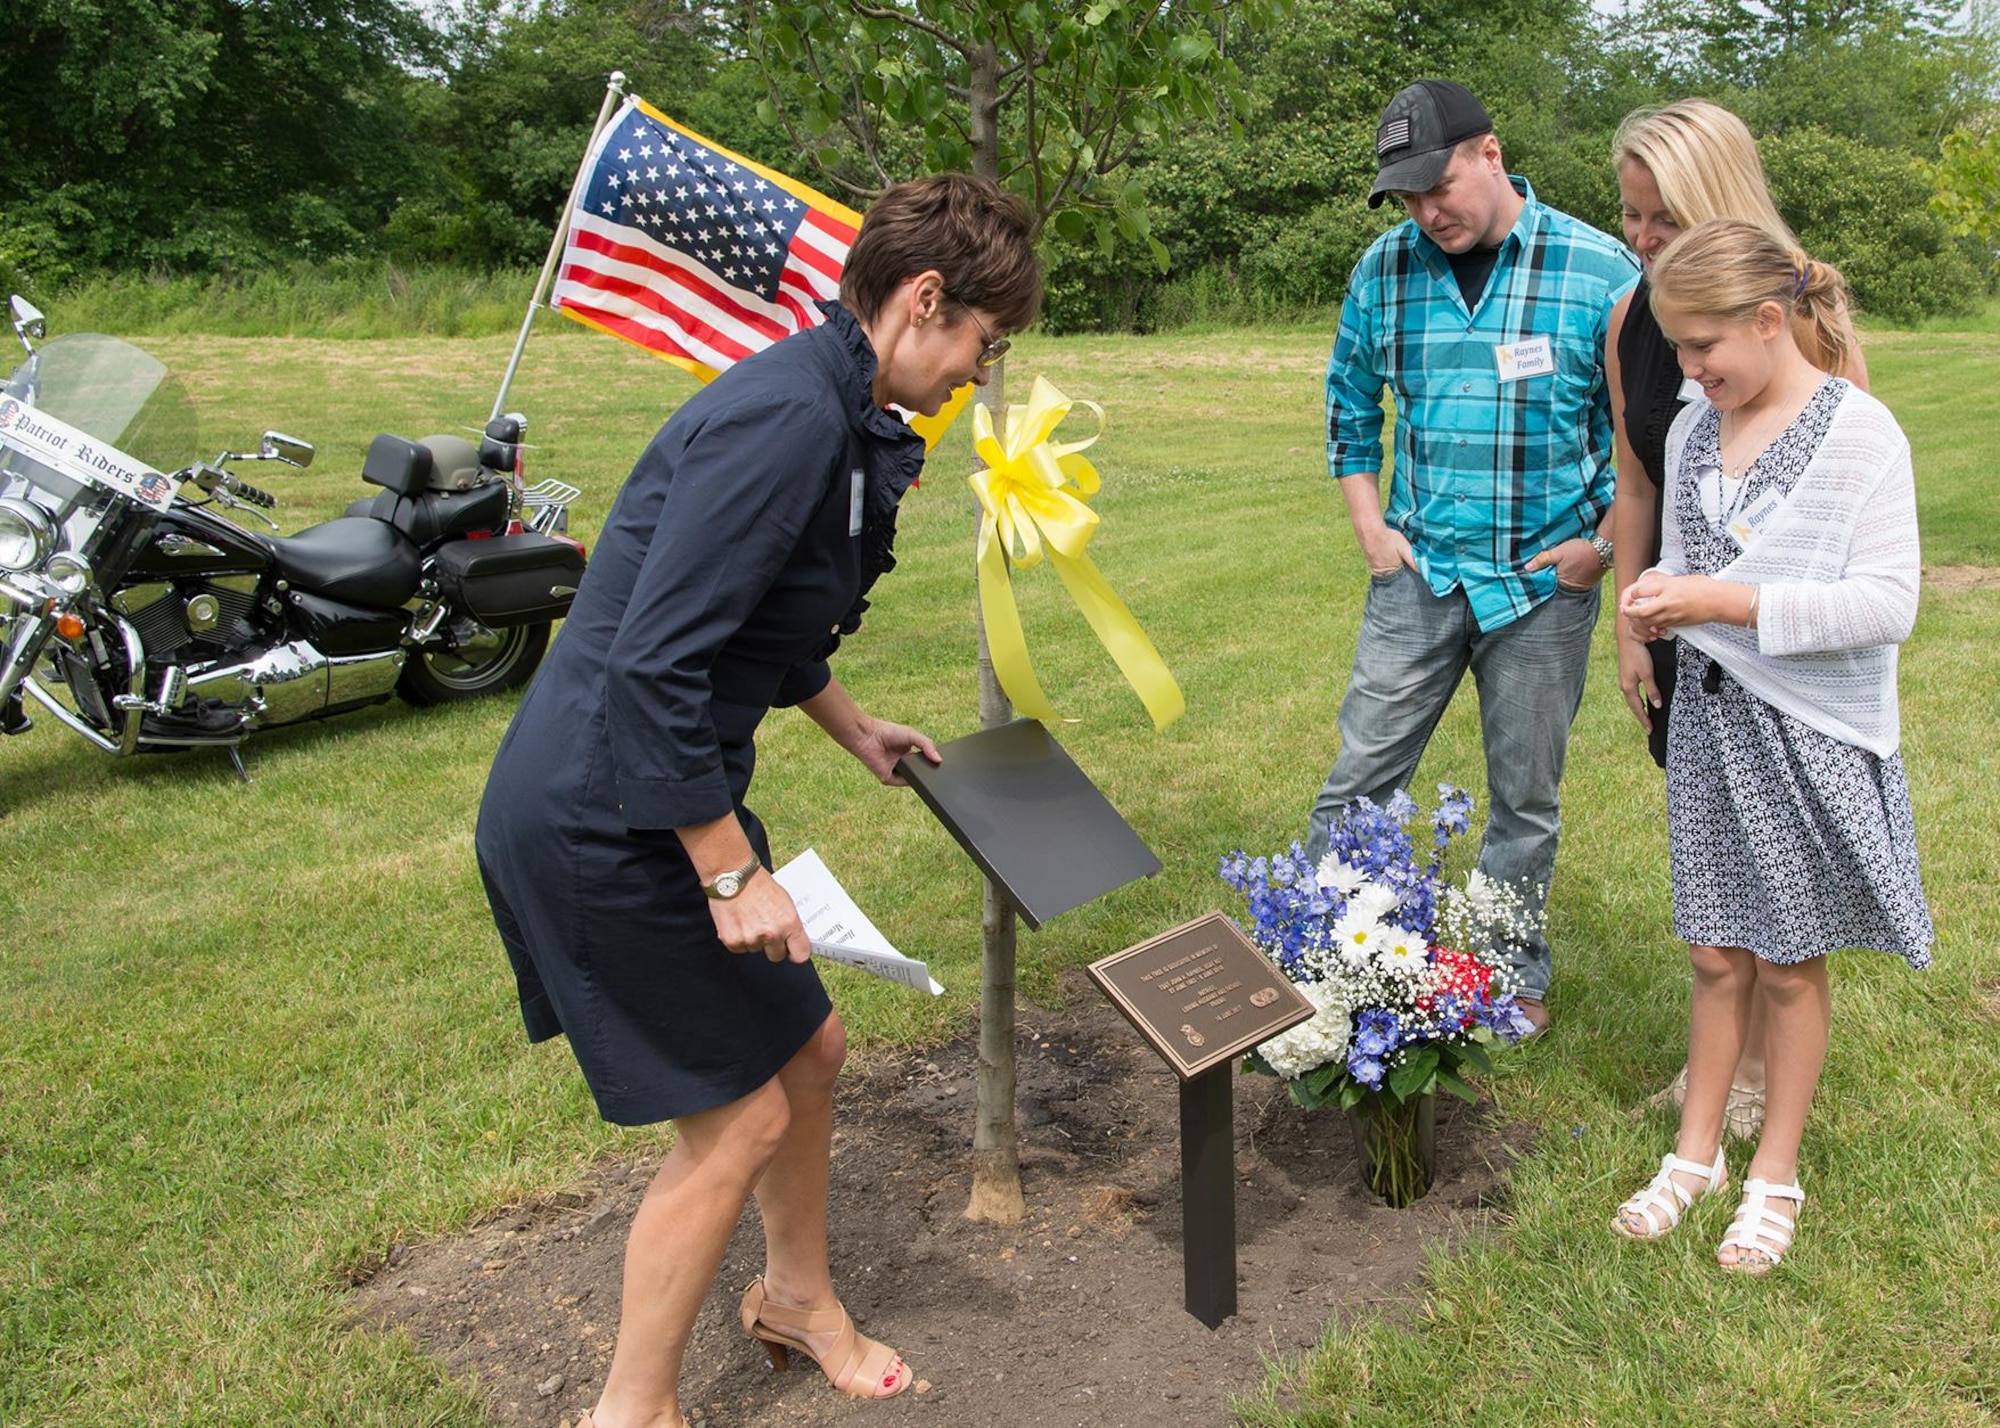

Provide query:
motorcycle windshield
left=2, top=334, right=197, bottom=474
left=1, top=334, right=196, bottom=551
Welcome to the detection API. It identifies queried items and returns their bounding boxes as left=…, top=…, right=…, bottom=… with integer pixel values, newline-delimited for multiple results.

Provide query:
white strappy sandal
left=1612, top=1145, right=1728, bottom=1240
left=1718, top=1177, right=1805, bottom=1274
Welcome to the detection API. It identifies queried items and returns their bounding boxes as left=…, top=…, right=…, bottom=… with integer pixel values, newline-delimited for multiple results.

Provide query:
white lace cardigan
left=1658, top=381, right=1919, bottom=757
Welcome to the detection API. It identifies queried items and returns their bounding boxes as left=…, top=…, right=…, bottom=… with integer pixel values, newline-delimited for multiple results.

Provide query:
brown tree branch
left=849, top=0, right=972, bottom=55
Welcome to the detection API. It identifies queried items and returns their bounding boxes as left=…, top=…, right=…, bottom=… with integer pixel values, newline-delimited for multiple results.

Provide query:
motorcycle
left=0, top=296, right=586, bottom=777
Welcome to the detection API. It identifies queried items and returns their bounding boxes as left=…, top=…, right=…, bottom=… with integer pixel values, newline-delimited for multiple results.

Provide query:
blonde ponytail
left=1792, top=255, right=1857, bottom=378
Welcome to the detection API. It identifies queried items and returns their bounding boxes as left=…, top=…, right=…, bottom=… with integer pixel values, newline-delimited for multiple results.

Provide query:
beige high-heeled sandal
left=1718, top=1177, right=1804, bottom=1274
left=1636, top=1065, right=1767, bottom=1139
left=740, top=1277, right=910, bottom=1399
left=1612, top=1144, right=1728, bottom=1239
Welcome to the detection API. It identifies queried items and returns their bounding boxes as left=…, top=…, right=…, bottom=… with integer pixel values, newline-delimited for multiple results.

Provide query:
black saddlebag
left=432, top=533, right=584, bottom=627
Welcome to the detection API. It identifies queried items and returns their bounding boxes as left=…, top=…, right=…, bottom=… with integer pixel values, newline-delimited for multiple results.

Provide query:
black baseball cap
left=1367, top=80, right=1494, bottom=208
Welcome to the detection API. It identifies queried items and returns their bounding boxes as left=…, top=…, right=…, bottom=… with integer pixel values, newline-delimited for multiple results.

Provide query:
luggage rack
left=521, top=477, right=581, bottom=535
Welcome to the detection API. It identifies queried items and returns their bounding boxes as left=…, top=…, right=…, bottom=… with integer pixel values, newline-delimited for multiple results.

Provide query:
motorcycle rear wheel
left=398, top=618, right=549, bottom=706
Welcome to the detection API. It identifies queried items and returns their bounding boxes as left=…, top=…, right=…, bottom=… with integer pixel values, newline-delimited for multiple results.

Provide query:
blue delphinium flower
left=1353, top=1008, right=1400, bottom=1058
left=1221, top=840, right=1349, bottom=981
left=1347, top=1053, right=1386, bottom=1089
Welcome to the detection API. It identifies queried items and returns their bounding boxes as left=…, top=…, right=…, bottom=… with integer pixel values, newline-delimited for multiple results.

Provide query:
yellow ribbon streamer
left=968, top=375, right=1185, bottom=731
left=909, top=384, right=971, bottom=451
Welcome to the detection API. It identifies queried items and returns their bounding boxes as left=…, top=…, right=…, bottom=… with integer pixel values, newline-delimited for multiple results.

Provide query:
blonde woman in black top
left=1604, top=99, right=1867, bottom=1136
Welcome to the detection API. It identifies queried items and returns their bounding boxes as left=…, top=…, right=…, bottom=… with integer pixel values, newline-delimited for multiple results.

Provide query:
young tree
left=1930, top=125, right=2000, bottom=251
left=746, top=0, right=1279, bottom=1223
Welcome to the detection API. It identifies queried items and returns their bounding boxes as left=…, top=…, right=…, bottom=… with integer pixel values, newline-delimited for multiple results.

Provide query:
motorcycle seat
left=266, top=517, right=422, bottom=608
left=346, top=481, right=512, bottom=546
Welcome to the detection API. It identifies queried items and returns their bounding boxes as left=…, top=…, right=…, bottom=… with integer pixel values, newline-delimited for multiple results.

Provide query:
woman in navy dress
left=476, top=174, right=1040, bottom=1428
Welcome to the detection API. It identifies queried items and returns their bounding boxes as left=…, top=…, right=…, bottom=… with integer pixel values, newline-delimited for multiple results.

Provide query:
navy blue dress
left=475, top=304, right=927, bottom=1126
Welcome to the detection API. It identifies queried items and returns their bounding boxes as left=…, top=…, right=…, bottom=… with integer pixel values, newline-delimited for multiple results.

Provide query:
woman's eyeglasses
left=949, top=298, right=1010, bottom=368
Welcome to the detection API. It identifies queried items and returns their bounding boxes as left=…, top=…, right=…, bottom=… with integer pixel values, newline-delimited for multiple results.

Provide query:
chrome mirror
left=10, top=295, right=46, bottom=352
left=260, top=431, right=315, bottom=468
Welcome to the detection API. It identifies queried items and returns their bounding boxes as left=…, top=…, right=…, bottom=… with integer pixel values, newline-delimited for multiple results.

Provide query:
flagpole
left=490, top=70, right=629, bottom=421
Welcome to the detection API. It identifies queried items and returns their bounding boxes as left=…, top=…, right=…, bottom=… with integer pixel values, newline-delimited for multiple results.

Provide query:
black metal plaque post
left=1088, top=915, right=1314, bottom=1329
left=1179, top=1065, right=1236, bottom=1328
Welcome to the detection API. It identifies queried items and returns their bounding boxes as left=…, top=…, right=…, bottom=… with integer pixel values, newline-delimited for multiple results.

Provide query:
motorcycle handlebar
left=227, top=477, right=277, bottom=508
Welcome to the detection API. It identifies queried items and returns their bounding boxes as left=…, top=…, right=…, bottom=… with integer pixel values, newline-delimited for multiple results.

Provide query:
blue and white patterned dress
left=1664, top=380, right=1932, bottom=966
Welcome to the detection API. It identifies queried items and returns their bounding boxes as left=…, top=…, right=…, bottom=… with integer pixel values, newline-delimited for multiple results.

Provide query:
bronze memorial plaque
left=1088, top=912, right=1315, bottom=1080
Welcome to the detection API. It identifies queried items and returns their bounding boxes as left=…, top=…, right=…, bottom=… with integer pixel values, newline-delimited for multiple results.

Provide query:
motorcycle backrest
left=479, top=415, right=523, bottom=477
left=361, top=435, right=433, bottom=498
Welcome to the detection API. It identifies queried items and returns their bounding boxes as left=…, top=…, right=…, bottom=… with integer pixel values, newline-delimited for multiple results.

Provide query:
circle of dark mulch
left=350, top=971, right=1532, bottom=1427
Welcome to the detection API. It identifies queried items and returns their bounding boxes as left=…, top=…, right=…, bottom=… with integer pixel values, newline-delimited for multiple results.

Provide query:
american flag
left=551, top=97, right=861, bottom=382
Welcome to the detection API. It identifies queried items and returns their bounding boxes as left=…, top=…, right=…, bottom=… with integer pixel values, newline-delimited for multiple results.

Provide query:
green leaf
left=1388, top=1046, right=1438, bottom=1100
left=1435, top=1067, right=1481, bottom=1104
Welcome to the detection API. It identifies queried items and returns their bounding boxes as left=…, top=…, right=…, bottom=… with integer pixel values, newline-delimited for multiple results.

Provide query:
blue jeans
left=1305, top=567, right=1599, bottom=1002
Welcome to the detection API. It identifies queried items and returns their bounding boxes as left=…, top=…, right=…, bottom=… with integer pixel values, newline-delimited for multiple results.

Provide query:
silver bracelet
left=1746, top=585, right=1760, bottom=628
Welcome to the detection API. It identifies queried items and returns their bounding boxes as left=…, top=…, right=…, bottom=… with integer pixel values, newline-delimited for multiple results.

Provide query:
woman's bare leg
left=590, top=1078, right=793, bottom=1428
left=747, top=1012, right=909, bottom=1394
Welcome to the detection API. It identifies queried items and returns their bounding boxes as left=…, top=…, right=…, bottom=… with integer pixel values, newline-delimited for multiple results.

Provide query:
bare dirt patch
left=351, top=972, right=1532, bottom=1427
left=1924, top=565, right=2000, bottom=594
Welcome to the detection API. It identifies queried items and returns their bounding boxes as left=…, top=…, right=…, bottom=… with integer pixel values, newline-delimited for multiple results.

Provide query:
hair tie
left=1792, top=258, right=1811, bottom=299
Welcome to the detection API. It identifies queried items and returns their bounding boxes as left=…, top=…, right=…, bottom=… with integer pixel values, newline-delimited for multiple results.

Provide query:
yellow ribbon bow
left=968, top=375, right=1185, bottom=731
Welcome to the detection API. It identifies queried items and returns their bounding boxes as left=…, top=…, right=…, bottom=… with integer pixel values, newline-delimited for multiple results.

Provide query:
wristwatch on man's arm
left=1588, top=533, right=1615, bottom=571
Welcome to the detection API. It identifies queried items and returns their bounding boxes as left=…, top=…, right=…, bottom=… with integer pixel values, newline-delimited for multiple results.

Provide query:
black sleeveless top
left=1617, top=275, right=1689, bottom=560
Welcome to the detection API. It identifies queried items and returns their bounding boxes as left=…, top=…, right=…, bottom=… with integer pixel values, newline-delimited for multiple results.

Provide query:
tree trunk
left=963, top=37, right=1026, bottom=1225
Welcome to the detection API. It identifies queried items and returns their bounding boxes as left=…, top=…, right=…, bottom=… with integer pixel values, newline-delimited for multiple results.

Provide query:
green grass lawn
left=3, top=316, right=1996, bottom=1424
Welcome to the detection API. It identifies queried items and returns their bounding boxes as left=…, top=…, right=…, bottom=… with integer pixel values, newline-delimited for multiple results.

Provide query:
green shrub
left=1763, top=128, right=1990, bottom=324
left=43, top=263, right=541, bottom=339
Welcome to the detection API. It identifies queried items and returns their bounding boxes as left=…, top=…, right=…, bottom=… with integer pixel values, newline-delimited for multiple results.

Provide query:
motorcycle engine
left=112, top=575, right=262, bottom=658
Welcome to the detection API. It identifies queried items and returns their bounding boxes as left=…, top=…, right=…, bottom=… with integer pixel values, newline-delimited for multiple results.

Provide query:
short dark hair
left=840, top=174, right=1042, bottom=334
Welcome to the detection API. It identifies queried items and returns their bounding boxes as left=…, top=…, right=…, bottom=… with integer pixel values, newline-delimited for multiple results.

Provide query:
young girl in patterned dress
left=1609, top=219, right=1932, bottom=1273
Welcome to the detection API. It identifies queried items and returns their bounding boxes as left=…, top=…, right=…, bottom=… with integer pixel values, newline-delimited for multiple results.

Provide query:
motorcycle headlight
left=44, top=551, right=91, bottom=596
left=0, top=498, right=58, bottom=573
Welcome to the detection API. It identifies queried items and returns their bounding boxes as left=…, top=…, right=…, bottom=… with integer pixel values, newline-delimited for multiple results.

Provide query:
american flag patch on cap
left=1377, top=117, right=1412, bottom=155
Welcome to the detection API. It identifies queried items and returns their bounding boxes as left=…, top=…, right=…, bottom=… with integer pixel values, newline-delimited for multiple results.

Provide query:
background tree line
left=3, top=0, right=1994, bottom=329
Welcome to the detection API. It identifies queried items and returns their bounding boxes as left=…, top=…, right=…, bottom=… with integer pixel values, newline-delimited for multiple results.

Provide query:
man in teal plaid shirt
left=1305, top=80, right=1639, bottom=1035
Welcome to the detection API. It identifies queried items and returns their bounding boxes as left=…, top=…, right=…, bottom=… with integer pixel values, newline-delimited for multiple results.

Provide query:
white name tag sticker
left=1494, top=335, right=1555, bottom=382
left=1679, top=377, right=1706, bottom=403
left=1727, top=489, right=1785, bottom=549
left=849, top=468, right=865, bottom=536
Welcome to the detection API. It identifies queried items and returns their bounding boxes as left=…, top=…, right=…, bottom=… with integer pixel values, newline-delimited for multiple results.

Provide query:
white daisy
left=1316, top=855, right=1368, bottom=897
left=1347, top=880, right=1399, bottom=924
left=1332, top=914, right=1390, bottom=967
left=1375, top=928, right=1427, bottom=980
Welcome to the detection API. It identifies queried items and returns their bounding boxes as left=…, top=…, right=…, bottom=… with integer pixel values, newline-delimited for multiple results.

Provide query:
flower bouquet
left=1219, top=786, right=1539, bottom=1206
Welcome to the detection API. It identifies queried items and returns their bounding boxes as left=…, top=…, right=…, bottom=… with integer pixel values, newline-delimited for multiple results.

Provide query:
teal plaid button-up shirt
left=1326, top=177, right=1639, bottom=631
